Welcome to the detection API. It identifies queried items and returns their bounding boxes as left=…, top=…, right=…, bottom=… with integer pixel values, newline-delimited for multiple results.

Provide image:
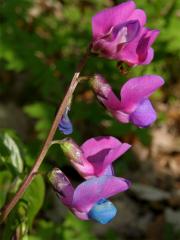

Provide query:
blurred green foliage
left=3, top=175, right=45, bottom=240
left=0, top=0, right=180, bottom=239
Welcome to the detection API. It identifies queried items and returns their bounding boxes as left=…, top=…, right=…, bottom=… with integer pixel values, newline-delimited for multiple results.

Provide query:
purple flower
left=91, top=0, right=159, bottom=66
left=91, top=74, right=164, bottom=128
left=59, top=136, right=131, bottom=179
left=48, top=168, right=130, bottom=223
left=59, top=107, right=73, bottom=135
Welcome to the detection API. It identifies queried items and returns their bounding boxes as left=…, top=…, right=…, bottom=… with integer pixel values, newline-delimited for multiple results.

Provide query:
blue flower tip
left=88, top=198, right=117, bottom=224
left=129, top=99, right=156, bottom=128
left=59, top=113, right=73, bottom=135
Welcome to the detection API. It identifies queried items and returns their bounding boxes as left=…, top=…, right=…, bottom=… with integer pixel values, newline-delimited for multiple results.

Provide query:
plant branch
left=0, top=43, right=92, bottom=223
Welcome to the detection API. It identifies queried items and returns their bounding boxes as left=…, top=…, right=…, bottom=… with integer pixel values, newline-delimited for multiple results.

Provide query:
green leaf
left=24, top=103, right=54, bottom=139
left=22, top=220, right=62, bottom=240
left=23, top=236, right=41, bottom=240
left=0, top=140, right=10, bottom=158
left=62, top=213, right=97, bottom=240
left=0, top=170, right=12, bottom=208
left=23, top=175, right=45, bottom=226
left=0, top=132, right=24, bottom=174
left=2, top=175, right=45, bottom=240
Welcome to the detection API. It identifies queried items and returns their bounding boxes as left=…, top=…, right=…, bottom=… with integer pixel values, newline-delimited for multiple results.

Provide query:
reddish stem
left=0, top=43, right=91, bottom=223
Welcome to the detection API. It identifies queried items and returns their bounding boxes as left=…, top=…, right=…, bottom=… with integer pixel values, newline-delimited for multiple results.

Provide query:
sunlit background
left=0, top=0, right=180, bottom=239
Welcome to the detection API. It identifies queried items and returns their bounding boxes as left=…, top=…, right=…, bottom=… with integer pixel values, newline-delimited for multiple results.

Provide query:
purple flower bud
left=60, top=138, right=85, bottom=165
left=59, top=108, right=73, bottom=135
left=48, top=168, right=74, bottom=206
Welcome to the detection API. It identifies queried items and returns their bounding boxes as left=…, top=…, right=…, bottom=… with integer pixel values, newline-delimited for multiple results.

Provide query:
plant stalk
left=0, top=43, right=91, bottom=223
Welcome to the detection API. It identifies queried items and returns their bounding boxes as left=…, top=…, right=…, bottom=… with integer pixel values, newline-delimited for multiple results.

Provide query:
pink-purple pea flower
left=91, top=0, right=159, bottom=66
left=59, top=136, right=131, bottom=179
left=91, top=74, right=164, bottom=128
left=48, top=168, right=130, bottom=224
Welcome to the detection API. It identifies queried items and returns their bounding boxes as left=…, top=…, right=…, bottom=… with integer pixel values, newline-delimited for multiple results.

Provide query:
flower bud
left=91, top=74, right=111, bottom=101
left=48, top=168, right=69, bottom=193
left=48, top=168, right=74, bottom=205
left=60, top=138, right=85, bottom=165
left=91, top=74, right=120, bottom=113
left=59, top=108, right=73, bottom=135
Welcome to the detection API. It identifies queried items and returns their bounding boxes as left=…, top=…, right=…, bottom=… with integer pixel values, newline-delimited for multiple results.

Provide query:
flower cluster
left=49, top=136, right=131, bottom=224
left=91, top=0, right=159, bottom=66
left=50, top=1, right=164, bottom=224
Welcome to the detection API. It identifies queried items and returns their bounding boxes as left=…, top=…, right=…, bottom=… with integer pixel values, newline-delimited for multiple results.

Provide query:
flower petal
left=81, top=136, right=131, bottom=176
left=92, top=20, right=140, bottom=58
left=59, top=111, right=73, bottom=135
left=102, top=165, right=114, bottom=176
left=112, top=110, right=130, bottom=123
left=128, top=9, right=146, bottom=26
left=72, top=208, right=89, bottom=220
left=137, top=29, right=159, bottom=63
left=72, top=176, right=131, bottom=212
left=92, top=1, right=136, bottom=39
left=81, top=136, right=125, bottom=158
left=116, top=28, right=159, bottom=65
left=129, top=99, right=157, bottom=127
left=112, top=20, right=140, bottom=44
left=88, top=198, right=117, bottom=224
left=60, top=138, right=94, bottom=178
left=115, top=27, right=144, bottom=64
left=141, top=47, right=154, bottom=65
left=120, top=75, right=164, bottom=113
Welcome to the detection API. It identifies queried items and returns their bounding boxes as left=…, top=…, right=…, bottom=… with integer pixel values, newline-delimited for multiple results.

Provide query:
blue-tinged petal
left=88, top=198, right=117, bottom=224
left=59, top=111, right=73, bottom=135
left=72, top=175, right=131, bottom=212
left=102, top=165, right=114, bottom=176
left=129, top=98, right=156, bottom=127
